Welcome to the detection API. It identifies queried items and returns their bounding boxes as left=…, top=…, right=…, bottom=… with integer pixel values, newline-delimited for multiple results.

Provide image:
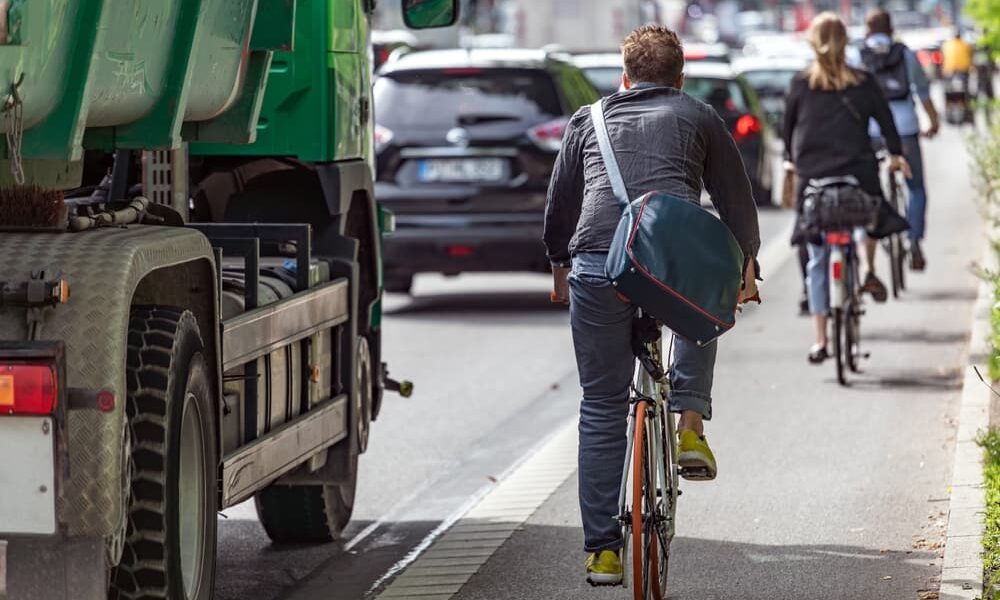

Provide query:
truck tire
left=254, top=454, right=357, bottom=543
left=110, top=308, right=218, bottom=600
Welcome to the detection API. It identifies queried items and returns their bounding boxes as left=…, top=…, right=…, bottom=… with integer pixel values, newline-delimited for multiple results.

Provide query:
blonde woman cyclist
left=783, top=12, right=910, bottom=363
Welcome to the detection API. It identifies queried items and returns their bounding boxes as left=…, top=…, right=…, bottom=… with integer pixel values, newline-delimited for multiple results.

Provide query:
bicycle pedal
left=679, top=467, right=714, bottom=481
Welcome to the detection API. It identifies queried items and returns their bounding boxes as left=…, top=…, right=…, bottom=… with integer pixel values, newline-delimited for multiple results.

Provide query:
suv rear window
left=683, top=77, right=747, bottom=114
left=374, top=69, right=562, bottom=130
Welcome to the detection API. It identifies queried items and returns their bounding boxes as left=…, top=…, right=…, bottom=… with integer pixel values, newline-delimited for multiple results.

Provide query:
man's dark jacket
left=543, top=83, right=761, bottom=267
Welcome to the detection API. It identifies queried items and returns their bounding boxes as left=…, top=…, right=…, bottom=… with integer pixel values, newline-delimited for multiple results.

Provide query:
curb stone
left=941, top=238, right=994, bottom=600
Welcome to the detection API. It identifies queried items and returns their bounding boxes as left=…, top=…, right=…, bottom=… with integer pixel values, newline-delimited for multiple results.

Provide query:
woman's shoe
left=808, top=344, right=829, bottom=364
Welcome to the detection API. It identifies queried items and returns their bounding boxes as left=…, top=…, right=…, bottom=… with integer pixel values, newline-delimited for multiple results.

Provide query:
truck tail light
left=0, top=362, right=59, bottom=415
left=527, top=117, right=569, bottom=152
left=733, top=114, right=762, bottom=141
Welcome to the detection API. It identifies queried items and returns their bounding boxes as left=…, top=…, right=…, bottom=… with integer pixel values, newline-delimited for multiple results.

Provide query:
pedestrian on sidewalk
left=543, top=24, right=761, bottom=586
left=861, top=8, right=940, bottom=271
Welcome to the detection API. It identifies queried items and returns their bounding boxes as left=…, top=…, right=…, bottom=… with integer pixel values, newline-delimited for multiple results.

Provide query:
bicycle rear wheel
left=630, top=401, right=669, bottom=600
left=888, top=233, right=905, bottom=298
left=833, top=308, right=847, bottom=385
left=846, top=300, right=862, bottom=373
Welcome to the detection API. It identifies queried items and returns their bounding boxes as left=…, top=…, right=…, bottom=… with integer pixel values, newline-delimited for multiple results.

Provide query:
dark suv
left=373, top=49, right=600, bottom=294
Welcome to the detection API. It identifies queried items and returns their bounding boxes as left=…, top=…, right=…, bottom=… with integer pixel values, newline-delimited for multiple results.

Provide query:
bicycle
left=616, top=312, right=686, bottom=599
left=875, top=146, right=907, bottom=298
left=884, top=160, right=907, bottom=298
left=826, top=229, right=867, bottom=385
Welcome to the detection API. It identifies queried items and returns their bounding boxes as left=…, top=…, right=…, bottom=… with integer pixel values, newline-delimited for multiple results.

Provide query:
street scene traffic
left=0, top=0, right=998, bottom=599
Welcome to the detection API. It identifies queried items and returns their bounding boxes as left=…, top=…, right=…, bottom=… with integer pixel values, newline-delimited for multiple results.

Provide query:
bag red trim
left=623, top=193, right=736, bottom=330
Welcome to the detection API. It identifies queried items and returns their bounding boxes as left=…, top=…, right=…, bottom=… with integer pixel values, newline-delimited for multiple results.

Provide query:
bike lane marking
left=373, top=420, right=578, bottom=599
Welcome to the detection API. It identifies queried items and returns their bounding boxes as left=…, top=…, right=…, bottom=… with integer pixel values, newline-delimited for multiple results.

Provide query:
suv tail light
left=527, top=117, right=569, bottom=152
left=0, top=362, right=59, bottom=415
left=733, top=114, right=762, bottom=141
left=374, top=123, right=394, bottom=154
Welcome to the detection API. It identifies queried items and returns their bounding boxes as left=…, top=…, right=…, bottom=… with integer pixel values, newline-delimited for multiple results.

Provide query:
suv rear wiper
left=456, top=113, right=520, bottom=126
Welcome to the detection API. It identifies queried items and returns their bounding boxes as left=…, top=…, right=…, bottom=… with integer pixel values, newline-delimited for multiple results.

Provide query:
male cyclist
left=862, top=9, right=939, bottom=271
left=544, top=25, right=760, bottom=586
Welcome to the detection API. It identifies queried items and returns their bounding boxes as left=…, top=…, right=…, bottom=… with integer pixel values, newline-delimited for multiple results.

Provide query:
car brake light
left=932, top=50, right=943, bottom=65
left=0, top=362, right=58, bottom=415
left=733, top=114, right=762, bottom=141
left=447, top=245, right=474, bottom=257
left=527, top=117, right=569, bottom=152
left=685, top=51, right=707, bottom=60
left=374, top=124, right=394, bottom=154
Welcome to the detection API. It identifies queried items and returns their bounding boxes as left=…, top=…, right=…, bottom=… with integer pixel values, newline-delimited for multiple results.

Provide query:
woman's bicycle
left=826, top=229, right=867, bottom=385
left=617, top=313, right=684, bottom=600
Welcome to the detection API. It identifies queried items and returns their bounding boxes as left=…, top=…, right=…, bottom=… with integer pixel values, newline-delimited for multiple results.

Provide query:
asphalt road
left=214, top=122, right=980, bottom=600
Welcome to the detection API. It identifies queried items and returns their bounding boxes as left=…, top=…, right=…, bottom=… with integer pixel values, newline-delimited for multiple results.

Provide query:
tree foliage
left=967, top=0, right=1000, bottom=55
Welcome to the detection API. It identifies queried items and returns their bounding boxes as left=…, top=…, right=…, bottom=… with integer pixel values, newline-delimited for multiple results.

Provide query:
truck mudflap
left=0, top=227, right=218, bottom=538
left=0, top=537, right=105, bottom=600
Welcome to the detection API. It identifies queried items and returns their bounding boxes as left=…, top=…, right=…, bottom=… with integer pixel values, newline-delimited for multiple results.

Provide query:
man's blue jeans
left=569, top=252, right=716, bottom=552
left=901, top=134, right=927, bottom=241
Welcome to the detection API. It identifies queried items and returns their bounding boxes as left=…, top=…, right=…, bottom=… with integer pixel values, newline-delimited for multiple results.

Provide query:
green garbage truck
left=0, top=1, right=457, bottom=598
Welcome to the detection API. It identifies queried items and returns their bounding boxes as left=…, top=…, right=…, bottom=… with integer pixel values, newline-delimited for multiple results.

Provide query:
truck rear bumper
left=0, top=537, right=105, bottom=600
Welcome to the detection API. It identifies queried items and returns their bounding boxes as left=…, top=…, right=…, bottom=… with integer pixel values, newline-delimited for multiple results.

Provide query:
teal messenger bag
left=590, top=100, right=744, bottom=346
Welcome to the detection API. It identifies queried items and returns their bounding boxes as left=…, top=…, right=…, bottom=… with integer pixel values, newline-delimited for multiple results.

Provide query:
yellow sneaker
left=585, top=549, right=622, bottom=586
left=678, top=429, right=717, bottom=481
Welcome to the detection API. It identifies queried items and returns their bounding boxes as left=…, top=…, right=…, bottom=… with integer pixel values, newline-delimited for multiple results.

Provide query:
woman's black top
left=783, top=68, right=902, bottom=197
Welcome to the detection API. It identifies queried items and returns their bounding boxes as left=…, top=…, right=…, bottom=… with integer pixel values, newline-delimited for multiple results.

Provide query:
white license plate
left=418, top=158, right=508, bottom=182
left=0, top=417, right=56, bottom=534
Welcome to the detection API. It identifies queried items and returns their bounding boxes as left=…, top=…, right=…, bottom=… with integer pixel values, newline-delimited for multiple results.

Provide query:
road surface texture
left=215, top=124, right=980, bottom=600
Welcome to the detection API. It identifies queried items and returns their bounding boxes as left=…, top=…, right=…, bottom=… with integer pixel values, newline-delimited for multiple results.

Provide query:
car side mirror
left=402, top=0, right=459, bottom=29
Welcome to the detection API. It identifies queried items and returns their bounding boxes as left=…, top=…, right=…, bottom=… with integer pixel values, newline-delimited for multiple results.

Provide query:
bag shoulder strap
left=589, top=100, right=629, bottom=209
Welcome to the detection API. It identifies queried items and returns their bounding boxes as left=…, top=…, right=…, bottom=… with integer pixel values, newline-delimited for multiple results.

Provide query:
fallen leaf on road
left=882, top=576, right=893, bottom=581
left=917, top=591, right=939, bottom=599
left=962, top=583, right=973, bottom=590
left=849, top=527, right=865, bottom=533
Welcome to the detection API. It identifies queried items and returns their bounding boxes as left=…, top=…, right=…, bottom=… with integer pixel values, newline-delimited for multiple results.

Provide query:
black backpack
left=861, top=42, right=911, bottom=101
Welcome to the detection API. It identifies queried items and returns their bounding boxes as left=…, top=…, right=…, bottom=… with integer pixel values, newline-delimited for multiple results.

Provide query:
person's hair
left=865, top=8, right=893, bottom=36
left=621, top=24, right=685, bottom=87
left=806, top=12, right=860, bottom=91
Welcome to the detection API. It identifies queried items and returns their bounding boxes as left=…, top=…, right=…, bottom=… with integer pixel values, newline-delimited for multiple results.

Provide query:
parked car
left=683, top=62, right=776, bottom=205
left=733, top=55, right=809, bottom=137
left=573, top=52, right=626, bottom=96
left=373, top=49, right=600, bottom=293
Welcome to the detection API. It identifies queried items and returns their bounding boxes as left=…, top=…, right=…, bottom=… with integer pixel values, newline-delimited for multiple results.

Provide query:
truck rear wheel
left=254, top=454, right=357, bottom=543
left=110, top=308, right=218, bottom=600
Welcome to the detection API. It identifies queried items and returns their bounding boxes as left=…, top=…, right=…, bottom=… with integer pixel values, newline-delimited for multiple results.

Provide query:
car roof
left=571, top=52, right=736, bottom=79
left=683, top=61, right=738, bottom=79
left=732, top=55, right=810, bottom=73
left=572, top=53, right=623, bottom=69
left=380, top=48, right=571, bottom=73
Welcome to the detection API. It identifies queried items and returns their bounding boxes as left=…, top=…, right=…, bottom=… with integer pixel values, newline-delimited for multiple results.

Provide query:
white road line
left=372, top=420, right=579, bottom=599
left=756, top=217, right=796, bottom=283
